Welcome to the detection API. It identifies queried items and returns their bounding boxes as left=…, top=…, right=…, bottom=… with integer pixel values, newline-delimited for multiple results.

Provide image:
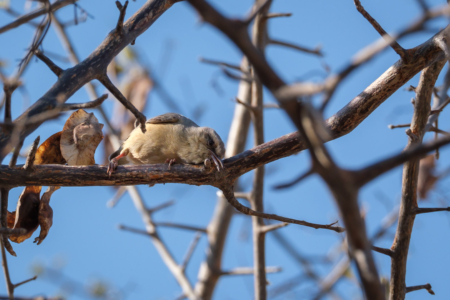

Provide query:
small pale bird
left=107, top=113, right=225, bottom=176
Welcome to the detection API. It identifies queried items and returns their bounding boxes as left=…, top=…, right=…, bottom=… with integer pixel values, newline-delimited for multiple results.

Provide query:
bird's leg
left=165, top=158, right=176, bottom=170
left=208, top=150, right=224, bottom=172
left=107, top=149, right=129, bottom=177
left=204, top=158, right=211, bottom=169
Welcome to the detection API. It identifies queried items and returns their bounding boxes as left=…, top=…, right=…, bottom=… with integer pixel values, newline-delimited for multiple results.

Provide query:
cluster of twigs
left=1, top=0, right=450, bottom=300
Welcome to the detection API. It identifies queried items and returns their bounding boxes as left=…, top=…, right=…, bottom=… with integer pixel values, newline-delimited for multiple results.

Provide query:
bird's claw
left=107, top=158, right=119, bottom=177
left=208, top=150, right=224, bottom=172
left=165, top=158, right=176, bottom=170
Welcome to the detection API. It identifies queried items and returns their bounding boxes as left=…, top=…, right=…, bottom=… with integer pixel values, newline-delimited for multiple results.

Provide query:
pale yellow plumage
left=107, top=113, right=225, bottom=175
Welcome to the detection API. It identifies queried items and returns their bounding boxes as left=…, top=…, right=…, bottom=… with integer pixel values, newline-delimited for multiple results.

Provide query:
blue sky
left=1, top=0, right=450, bottom=299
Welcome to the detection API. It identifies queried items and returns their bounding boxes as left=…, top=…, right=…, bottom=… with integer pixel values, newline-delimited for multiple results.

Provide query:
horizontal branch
left=405, top=283, right=435, bottom=295
left=220, top=266, right=281, bottom=276
left=413, top=207, right=450, bottom=214
left=371, top=245, right=394, bottom=257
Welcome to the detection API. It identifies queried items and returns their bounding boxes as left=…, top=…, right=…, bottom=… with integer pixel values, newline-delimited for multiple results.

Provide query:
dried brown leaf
left=34, top=131, right=66, bottom=165
left=9, top=186, right=41, bottom=243
left=60, top=109, right=104, bottom=165
left=418, top=155, right=438, bottom=200
left=34, top=186, right=59, bottom=245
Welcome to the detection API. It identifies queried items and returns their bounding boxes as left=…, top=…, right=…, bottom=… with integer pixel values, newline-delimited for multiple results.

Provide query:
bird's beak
left=209, top=149, right=224, bottom=172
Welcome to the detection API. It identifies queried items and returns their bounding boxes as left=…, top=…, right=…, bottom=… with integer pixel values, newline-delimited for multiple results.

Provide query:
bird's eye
left=208, top=137, right=215, bottom=148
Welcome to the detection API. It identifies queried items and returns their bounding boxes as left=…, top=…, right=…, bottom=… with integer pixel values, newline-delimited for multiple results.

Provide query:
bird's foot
left=107, top=158, right=119, bottom=177
left=165, top=158, right=176, bottom=170
left=204, top=158, right=211, bottom=169
left=208, top=150, right=224, bottom=172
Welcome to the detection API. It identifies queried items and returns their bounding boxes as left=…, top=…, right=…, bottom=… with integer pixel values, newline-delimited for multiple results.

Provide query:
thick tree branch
left=388, top=60, right=445, bottom=300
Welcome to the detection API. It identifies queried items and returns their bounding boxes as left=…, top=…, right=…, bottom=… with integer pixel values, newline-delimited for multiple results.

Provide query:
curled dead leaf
left=60, top=109, right=104, bottom=165
left=34, top=131, right=66, bottom=165
left=418, top=155, right=438, bottom=200
left=9, top=186, right=42, bottom=243
left=34, top=186, right=59, bottom=245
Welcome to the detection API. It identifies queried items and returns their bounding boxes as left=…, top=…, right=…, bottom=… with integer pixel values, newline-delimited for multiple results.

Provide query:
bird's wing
left=146, top=113, right=198, bottom=127
left=146, top=113, right=182, bottom=124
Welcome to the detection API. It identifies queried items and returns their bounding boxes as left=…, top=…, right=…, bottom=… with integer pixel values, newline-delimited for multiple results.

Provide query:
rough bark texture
left=389, top=60, right=445, bottom=300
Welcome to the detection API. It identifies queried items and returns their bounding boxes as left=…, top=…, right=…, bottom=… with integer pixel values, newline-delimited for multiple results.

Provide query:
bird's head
left=198, top=127, right=225, bottom=171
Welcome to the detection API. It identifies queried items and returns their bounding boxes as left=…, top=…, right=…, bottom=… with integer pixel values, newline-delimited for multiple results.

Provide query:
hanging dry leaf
left=34, top=186, right=59, bottom=245
left=34, top=131, right=66, bottom=165
left=9, top=186, right=42, bottom=243
left=418, top=155, right=438, bottom=200
left=60, top=109, right=104, bottom=165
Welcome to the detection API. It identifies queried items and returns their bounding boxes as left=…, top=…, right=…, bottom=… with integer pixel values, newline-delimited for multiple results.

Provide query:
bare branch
left=353, top=0, right=407, bottom=59
left=388, top=124, right=410, bottom=129
left=34, top=50, right=64, bottom=77
left=106, top=186, right=127, bottom=208
left=181, top=233, right=202, bottom=273
left=221, top=187, right=345, bottom=233
left=61, top=94, right=108, bottom=110
left=413, top=207, right=450, bottom=214
left=154, top=222, right=207, bottom=233
left=269, top=39, right=323, bottom=56
left=261, top=222, right=288, bottom=234
left=406, top=283, right=435, bottom=295
left=23, top=136, right=40, bottom=172
left=263, top=13, right=292, bottom=19
left=13, top=276, right=37, bottom=289
left=115, top=1, right=129, bottom=33
left=8, top=139, right=23, bottom=168
left=199, top=57, right=243, bottom=71
left=220, top=266, right=281, bottom=276
left=147, top=200, right=176, bottom=214
left=98, top=74, right=146, bottom=133
left=3, top=82, right=19, bottom=124
left=273, top=168, right=314, bottom=189
left=371, top=246, right=394, bottom=257
left=0, top=0, right=78, bottom=35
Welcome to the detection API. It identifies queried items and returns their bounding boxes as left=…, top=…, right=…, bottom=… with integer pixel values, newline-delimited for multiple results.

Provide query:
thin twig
left=261, top=222, right=288, bottom=234
left=263, top=13, right=292, bottom=19
left=147, top=200, right=176, bottom=214
left=269, top=39, right=323, bottom=56
left=220, top=266, right=281, bottom=276
left=273, top=169, right=314, bottom=189
left=413, top=207, right=450, bottom=214
left=354, top=0, right=407, bottom=59
left=13, top=276, right=37, bottom=289
left=181, top=233, right=202, bottom=272
left=199, top=57, right=243, bottom=72
left=371, top=246, right=394, bottom=257
left=115, top=1, right=129, bottom=33
left=221, top=187, right=345, bottom=233
left=98, top=74, right=146, bottom=133
left=0, top=0, right=78, bottom=34
left=405, top=283, right=435, bottom=295
left=8, top=140, right=23, bottom=168
left=23, top=136, right=40, bottom=172
left=34, top=50, right=64, bottom=77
